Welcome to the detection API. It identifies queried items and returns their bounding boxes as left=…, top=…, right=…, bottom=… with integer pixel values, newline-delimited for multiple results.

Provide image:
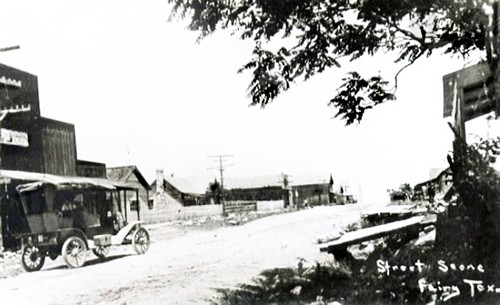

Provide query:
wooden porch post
left=124, top=190, right=128, bottom=223
left=136, top=189, right=140, bottom=221
left=117, top=190, right=122, bottom=212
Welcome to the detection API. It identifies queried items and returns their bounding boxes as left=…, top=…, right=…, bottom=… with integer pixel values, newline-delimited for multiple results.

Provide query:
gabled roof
left=106, top=165, right=150, bottom=189
left=163, top=176, right=209, bottom=196
left=414, top=167, right=452, bottom=190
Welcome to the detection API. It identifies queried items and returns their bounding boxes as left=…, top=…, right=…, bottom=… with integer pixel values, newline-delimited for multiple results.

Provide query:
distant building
left=222, top=176, right=285, bottom=202
left=292, top=183, right=331, bottom=206
left=220, top=175, right=350, bottom=207
left=148, top=169, right=357, bottom=222
left=333, top=183, right=357, bottom=204
left=151, top=169, right=208, bottom=206
left=77, top=160, right=107, bottom=178
left=106, top=166, right=151, bottom=222
left=414, top=168, right=453, bottom=202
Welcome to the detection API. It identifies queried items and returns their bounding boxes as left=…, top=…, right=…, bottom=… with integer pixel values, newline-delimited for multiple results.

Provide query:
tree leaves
left=329, top=72, right=395, bottom=125
left=168, top=0, right=490, bottom=125
left=240, top=43, right=291, bottom=107
left=445, top=136, right=500, bottom=267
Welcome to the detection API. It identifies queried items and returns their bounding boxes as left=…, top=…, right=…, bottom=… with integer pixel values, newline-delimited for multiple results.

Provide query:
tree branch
left=390, top=50, right=425, bottom=92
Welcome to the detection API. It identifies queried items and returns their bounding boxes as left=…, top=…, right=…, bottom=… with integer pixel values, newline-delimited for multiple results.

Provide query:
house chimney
left=156, top=169, right=164, bottom=193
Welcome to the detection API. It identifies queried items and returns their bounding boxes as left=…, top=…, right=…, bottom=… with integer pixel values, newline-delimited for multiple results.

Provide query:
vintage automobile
left=1, top=170, right=150, bottom=271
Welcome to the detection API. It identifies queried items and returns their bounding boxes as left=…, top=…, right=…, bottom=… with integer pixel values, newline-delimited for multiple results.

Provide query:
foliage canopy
left=168, top=0, right=491, bottom=124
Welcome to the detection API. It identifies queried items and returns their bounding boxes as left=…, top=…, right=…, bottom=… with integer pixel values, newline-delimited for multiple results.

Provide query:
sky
left=0, top=0, right=498, bottom=204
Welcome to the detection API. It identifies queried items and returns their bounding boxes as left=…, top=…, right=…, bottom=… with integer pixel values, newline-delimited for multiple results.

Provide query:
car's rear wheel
left=62, top=236, right=87, bottom=268
left=21, top=244, right=45, bottom=272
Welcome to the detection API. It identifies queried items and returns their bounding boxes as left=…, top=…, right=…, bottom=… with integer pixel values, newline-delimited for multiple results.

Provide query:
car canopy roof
left=0, top=170, right=136, bottom=194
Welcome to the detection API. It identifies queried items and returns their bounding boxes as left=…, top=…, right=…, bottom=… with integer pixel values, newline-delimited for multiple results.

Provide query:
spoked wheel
left=21, top=244, right=45, bottom=272
left=132, top=227, right=150, bottom=255
left=92, top=246, right=110, bottom=259
left=62, top=236, right=87, bottom=268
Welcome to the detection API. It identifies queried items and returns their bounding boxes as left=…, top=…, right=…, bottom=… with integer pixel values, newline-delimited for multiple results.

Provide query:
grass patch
left=215, top=261, right=352, bottom=305
left=214, top=240, right=500, bottom=305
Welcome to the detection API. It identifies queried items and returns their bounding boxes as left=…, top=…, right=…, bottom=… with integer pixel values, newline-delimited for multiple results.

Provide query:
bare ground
left=0, top=205, right=364, bottom=305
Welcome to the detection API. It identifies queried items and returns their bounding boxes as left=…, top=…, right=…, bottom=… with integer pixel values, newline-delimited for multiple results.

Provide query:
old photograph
left=1, top=1, right=500, bottom=304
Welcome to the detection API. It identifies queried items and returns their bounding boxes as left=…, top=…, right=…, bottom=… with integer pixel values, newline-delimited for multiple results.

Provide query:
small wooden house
left=106, top=166, right=151, bottom=221
left=413, top=168, right=453, bottom=202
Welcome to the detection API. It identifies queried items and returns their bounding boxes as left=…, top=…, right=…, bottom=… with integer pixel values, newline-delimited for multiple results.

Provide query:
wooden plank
left=225, top=201, right=257, bottom=214
left=320, top=216, right=425, bottom=253
left=361, top=205, right=415, bottom=217
left=225, top=204, right=256, bottom=213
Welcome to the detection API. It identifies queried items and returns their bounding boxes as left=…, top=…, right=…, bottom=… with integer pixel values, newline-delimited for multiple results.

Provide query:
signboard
left=0, top=63, right=41, bottom=118
left=0, top=128, right=29, bottom=147
left=443, top=62, right=496, bottom=122
left=0, top=76, right=22, bottom=88
left=0, top=177, right=11, bottom=184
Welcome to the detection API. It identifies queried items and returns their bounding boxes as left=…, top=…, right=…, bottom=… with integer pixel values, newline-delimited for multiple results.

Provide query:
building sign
left=0, top=76, right=22, bottom=88
left=0, top=177, right=11, bottom=184
left=0, top=128, right=28, bottom=147
left=443, top=63, right=496, bottom=122
left=0, top=64, right=41, bottom=118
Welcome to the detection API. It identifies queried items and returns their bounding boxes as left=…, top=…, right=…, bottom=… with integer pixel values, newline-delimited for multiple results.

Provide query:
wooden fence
left=225, top=201, right=257, bottom=214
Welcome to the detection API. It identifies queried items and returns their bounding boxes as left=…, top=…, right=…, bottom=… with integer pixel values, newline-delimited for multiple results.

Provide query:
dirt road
left=0, top=205, right=364, bottom=305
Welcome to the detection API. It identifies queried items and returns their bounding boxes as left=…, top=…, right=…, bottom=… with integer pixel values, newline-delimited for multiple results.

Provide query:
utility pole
left=279, top=172, right=291, bottom=188
left=207, top=154, right=233, bottom=216
left=279, top=172, right=292, bottom=208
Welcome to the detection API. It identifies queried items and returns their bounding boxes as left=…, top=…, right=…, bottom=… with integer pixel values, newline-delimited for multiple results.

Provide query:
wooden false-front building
left=0, top=63, right=121, bottom=249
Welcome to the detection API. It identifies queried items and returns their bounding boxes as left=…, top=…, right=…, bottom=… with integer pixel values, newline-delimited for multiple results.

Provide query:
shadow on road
left=43, top=254, right=132, bottom=271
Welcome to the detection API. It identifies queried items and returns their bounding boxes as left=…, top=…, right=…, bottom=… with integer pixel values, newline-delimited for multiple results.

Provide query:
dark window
left=130, top=199, right=138, bottom=211
left=25, top=192, right=46, bottom=214
left=148, top=199, right=154, bottom=210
